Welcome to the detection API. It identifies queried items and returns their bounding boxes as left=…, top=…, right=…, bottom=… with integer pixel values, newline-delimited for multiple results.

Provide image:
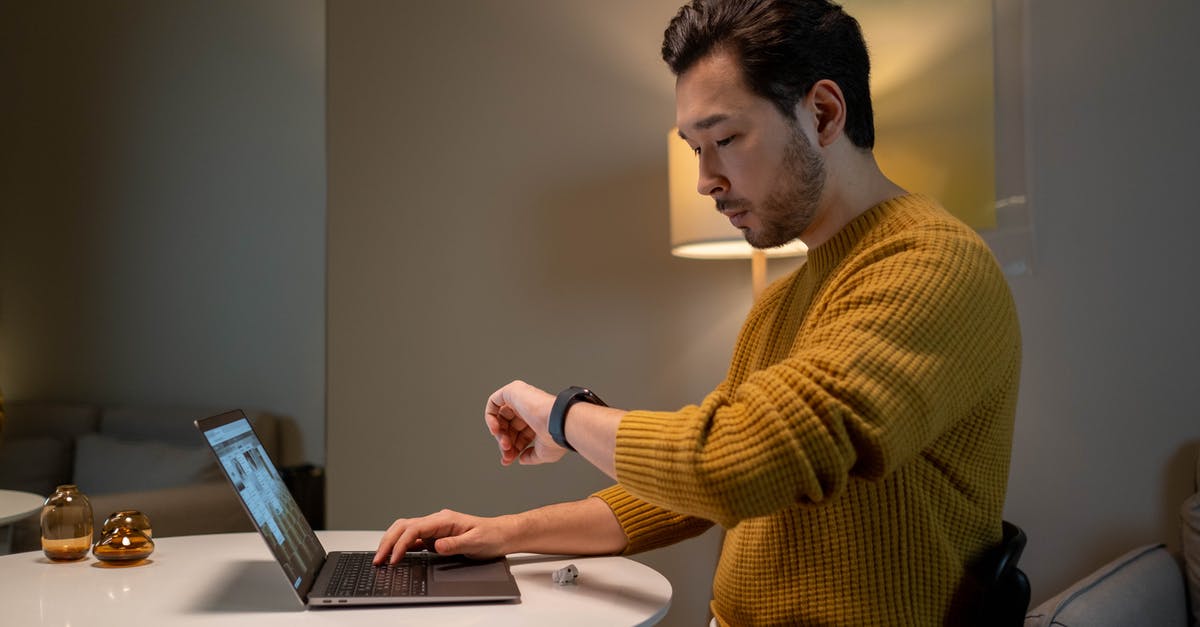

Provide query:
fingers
left=431, top=534, right=459, bottom=556
left=484, top=398, right=508, bottom=441
left=375, top=510, right=507, bottom=564
left=374, top=511, right=462, bottom=565
left=488, top=411, right=523, bottom=465
left=486, top=405, right=526, bottom=446
left=486, top=388, right=537, bottom=465
left=484, top=381, right=561, bottom=467
left=374, top=519, right=415, bottom=565
left=500, top=419, right=537, bottom=466
left=484, top=384, right=518, bottom=441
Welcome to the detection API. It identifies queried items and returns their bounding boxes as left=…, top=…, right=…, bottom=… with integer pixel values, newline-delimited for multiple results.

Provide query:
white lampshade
left=667, top=129, right=807, bottom=260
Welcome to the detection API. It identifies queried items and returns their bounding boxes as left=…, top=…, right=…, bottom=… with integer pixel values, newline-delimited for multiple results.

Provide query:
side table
left=0, top=489, right=44, bottom=554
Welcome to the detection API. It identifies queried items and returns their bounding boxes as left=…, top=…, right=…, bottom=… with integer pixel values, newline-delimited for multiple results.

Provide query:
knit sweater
left=594, top=194, right=1021, bottom=625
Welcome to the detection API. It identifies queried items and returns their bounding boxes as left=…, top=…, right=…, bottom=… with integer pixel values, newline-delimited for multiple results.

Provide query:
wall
left=326, top=2, right=737, bottom=624
left=0, top=1, right=327, bottom=463
left=1005, top=0, right=1200, bottom=603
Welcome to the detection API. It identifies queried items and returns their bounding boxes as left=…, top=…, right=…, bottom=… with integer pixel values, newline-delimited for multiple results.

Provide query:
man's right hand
left=373, top=509, right=514, bottom=565
left=373, top=498, right=629, bottom=566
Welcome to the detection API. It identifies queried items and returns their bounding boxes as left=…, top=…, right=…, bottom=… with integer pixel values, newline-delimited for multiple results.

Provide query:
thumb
left=429, top=530, right=451, bottom=552
left=433, top=534, right=464, bottom=555
left=519, top=445, right=541, bottom=465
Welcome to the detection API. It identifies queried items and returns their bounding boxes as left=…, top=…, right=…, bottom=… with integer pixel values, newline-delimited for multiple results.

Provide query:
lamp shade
left=667, top=129, right=807, bottom=260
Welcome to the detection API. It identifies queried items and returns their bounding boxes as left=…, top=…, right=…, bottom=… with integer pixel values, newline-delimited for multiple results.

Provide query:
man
left=375, top=0, right=1021, bottom=624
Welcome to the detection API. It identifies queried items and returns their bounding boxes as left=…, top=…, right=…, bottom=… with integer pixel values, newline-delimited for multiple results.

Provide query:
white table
left=0, top=489, right=44, bottom=554
left=0, top=530, right=672, bottom=626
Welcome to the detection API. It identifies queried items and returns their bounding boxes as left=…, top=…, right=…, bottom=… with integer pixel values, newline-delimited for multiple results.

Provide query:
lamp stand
left=751, top=249, right=767, bottom=301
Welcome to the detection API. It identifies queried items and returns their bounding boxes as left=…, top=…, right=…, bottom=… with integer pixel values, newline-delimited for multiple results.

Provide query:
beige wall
left=0, top=1, right=327, bottom=462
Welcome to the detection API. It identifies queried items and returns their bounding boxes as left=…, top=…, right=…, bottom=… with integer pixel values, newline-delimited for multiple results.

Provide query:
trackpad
left=433, top=559, right=509, bottom=583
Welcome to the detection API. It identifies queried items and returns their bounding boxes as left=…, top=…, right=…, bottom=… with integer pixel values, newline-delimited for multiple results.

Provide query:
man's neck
left=801, top=150, right=906, bottom=250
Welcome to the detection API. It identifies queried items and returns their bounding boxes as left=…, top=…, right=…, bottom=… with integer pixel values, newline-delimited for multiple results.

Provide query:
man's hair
left=662, top=0, right=875, bottom=149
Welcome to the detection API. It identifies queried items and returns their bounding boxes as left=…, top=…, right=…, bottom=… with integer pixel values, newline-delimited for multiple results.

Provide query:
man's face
left=675, top=50, right=826, bottom=249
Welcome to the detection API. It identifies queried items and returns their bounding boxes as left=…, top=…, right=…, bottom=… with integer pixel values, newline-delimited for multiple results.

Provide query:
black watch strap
left=549, top=386, right=606, bottom=451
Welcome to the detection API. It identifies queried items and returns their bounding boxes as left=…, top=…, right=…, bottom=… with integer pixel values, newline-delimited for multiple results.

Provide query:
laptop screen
left=199, top=411, right=326, bottom=599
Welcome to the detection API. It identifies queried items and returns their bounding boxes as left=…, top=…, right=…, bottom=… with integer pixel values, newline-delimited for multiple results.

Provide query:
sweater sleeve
left=591, top=484, right=715, bottom=555
left=614, top=224, right=1020, bottom=528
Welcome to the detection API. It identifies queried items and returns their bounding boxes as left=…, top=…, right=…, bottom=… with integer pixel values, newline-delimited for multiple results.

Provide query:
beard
left=724, top=122, right=826, bottom=249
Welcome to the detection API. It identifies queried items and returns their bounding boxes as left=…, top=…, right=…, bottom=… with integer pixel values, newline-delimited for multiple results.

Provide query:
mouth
left=717, top=201, right=749, bottom=228
left=725, top=211, right=749, bottom=229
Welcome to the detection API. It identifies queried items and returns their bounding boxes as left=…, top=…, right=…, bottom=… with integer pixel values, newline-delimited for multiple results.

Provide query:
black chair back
left=975, top=520, right=1031, bottom=627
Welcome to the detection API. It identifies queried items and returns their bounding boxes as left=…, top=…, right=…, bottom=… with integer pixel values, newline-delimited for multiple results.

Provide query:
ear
left=802, top=79, right=847, bottom=148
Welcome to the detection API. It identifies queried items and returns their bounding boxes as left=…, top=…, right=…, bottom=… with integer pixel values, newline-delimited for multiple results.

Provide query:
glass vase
left=41, top=484, right=94, bottom=561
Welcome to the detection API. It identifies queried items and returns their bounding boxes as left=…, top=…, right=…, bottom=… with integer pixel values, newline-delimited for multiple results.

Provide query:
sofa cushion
left=1024, top=544, right=1186, bottom=627
left=0, top=436, right=72, bottom=495
left=87, top=482, right=254, bottom=537
left=73, top=433, right=221, bottom=495
left=98, top=407, right=284, bottom=462
left=99, top=406, right=226, bottom=447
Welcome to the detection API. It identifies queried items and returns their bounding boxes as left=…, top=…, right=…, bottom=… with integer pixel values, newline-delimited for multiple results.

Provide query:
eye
left=691, top=135, right=733, bottom=157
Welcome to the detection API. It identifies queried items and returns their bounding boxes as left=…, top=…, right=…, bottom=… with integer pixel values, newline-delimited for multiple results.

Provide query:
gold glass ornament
left=101, top=510, right=153, bottom=539
left=40, top=484, right=94, bottom=561
left=93, top=526, right=155, bottom=563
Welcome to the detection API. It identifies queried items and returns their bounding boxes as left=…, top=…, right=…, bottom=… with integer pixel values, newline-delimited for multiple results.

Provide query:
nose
left=696, top=150, right=728, bottom=197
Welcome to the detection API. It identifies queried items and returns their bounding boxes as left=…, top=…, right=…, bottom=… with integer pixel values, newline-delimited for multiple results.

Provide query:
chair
left=975, top=520, right=1032, bottom=627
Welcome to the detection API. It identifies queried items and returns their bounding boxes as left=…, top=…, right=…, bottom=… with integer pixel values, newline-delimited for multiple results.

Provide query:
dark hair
left=662, top=0, right=875, bottom=149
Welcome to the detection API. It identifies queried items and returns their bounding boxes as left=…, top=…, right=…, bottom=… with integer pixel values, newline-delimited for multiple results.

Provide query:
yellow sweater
left=595, top=195, right=1021, bottom=625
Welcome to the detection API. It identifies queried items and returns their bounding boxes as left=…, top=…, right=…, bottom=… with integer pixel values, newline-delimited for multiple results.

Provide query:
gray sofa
left=0, top=401, right=306, bottom=554
left=1023, top=544, right=1189, bottom=627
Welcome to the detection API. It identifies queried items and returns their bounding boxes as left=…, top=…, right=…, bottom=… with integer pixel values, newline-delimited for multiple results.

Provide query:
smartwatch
left=549, top=386, right=607, bottom=451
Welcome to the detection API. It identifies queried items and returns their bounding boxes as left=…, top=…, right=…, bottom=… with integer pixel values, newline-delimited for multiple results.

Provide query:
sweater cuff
left=592, top=484, right=714, bottom=555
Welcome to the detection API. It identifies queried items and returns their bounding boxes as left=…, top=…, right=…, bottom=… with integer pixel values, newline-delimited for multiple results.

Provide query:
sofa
left=1022, top=544, right=1189, bottom=627
left=0, top=401, right=313, bottom=554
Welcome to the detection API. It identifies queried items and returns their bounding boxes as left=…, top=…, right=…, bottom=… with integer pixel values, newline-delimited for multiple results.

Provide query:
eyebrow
left=677, top=113, right=730, bottom=141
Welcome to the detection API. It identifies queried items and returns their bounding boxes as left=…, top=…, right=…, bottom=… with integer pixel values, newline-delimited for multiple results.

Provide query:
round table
left=0, top=530, right=672, bottom=626
left=0, top=489, right=44, bottom=553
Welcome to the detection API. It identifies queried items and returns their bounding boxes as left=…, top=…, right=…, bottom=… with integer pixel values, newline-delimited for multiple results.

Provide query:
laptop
left=195, top=409, right=521, bottom=608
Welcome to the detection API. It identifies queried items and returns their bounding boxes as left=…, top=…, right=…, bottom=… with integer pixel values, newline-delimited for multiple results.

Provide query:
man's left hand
left=484, top=380, right=565, bottom=466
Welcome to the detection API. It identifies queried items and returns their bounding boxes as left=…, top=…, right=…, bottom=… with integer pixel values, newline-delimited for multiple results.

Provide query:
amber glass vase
left=41, top=484, right=94, bottom=561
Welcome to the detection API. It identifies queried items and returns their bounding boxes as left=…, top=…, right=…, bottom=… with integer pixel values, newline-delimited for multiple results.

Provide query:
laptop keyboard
left=325, top=552, right=430, bottom=597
